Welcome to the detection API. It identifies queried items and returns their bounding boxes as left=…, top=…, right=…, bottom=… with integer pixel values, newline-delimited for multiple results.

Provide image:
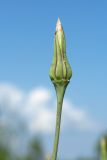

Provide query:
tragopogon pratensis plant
left=49, top=18, right=72, bottom=160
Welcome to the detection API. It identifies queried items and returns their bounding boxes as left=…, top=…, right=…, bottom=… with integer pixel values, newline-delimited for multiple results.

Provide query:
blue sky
left=0, top=0, right=107, bottom=159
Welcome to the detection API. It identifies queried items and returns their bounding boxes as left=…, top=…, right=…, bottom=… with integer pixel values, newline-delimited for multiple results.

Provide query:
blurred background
left=0, top=0, right=107, bottom=159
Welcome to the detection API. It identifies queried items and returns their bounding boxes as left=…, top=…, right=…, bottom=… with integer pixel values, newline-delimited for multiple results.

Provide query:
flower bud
left=49, top=18, right=72, bottom=85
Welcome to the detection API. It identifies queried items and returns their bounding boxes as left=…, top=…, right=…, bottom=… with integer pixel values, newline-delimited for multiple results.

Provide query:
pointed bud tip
left=56, top=17, right=62, bottom=32
left=57, top=17, right=61, bottom=24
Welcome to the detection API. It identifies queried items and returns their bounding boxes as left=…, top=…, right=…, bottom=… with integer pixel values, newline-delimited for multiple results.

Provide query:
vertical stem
left=52, top=84, right=67, bottom=160
left=100, top=138, right=107, bottom=160
left=101, top=151, right=106, bottom=160
left=101, top=147, right=107, bottom=160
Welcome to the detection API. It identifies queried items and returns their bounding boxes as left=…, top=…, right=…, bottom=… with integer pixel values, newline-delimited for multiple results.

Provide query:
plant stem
left=100, top=138, right=107, bottom=160
left=52, top=84, right=67, bottom=160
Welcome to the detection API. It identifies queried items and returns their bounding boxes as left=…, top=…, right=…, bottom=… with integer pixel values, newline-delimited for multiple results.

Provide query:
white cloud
left=28, top=87, right=51, bottom=105
left=62, top=100, right=98, bottom=131
left=0, top=83, right=24, bottom=109
left=0, top=83, right=100, bottom=134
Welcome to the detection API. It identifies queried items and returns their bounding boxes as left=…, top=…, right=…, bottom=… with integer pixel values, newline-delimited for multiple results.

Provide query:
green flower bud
left=49, top=18, right=72, bottom=86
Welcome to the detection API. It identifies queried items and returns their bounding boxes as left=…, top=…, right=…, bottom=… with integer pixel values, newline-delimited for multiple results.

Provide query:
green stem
left=52, top=84, right=67, bottom=160
left=100, top=138, right=107, bottom=160
left=101, top=153, right=107, bottom=160
left=101, top=149, right=107, bottom=160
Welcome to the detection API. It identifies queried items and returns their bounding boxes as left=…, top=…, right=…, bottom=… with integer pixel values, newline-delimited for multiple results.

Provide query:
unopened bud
left=49, top=18, right=72, bottom=86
